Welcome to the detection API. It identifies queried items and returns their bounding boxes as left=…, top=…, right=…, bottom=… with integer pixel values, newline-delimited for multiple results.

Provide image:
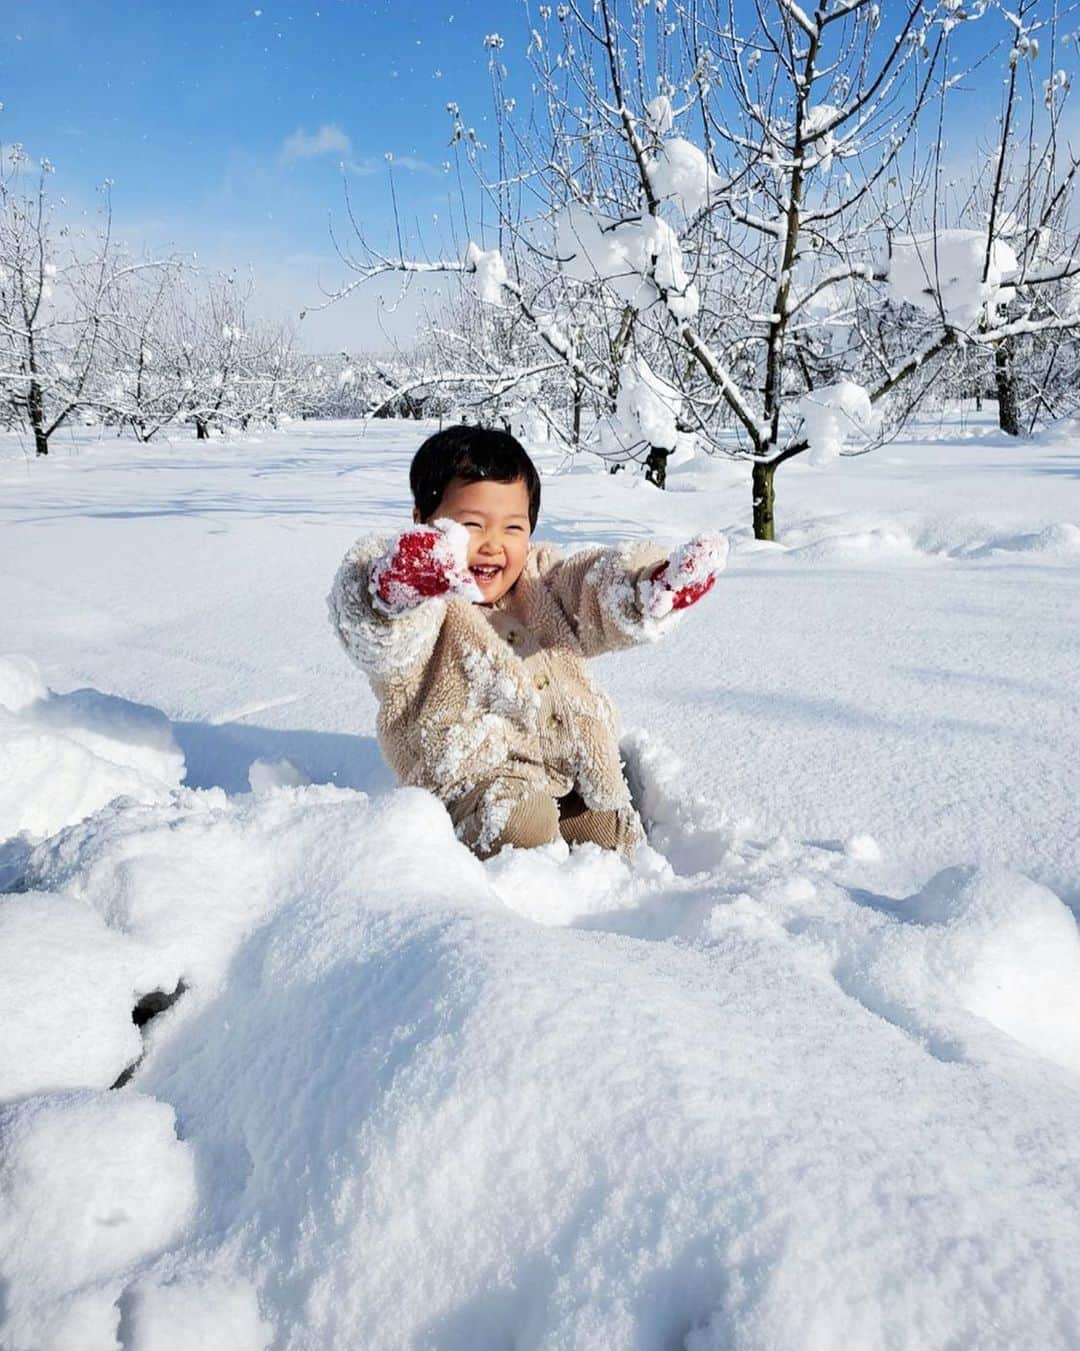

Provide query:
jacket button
left=535, top=673, right=549, bottom=690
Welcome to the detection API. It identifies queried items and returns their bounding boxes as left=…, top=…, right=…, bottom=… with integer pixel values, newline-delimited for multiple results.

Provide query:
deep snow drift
left=1, top=414, right=1079, bottom=1349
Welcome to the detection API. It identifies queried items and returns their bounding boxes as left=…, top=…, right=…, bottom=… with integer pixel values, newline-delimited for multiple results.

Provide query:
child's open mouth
left=470, top=565, right=503, bottom=584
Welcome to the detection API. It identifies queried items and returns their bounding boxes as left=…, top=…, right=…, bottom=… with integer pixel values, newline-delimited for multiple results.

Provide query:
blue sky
left=1, top=1, right=1046, bottom=352
left=1, top=0, right=517, bottom=350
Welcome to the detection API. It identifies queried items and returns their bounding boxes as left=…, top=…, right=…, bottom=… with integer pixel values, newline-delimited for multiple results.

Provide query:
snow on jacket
left=328, top=533, right=677, bottom=850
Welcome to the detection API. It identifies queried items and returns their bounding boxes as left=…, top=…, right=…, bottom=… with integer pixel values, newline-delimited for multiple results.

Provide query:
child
left=328, top=425, right=726, bottom=858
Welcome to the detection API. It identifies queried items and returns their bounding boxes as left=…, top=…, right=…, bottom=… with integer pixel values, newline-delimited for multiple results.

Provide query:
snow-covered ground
left=1, top=413, right=1078, bottom=1349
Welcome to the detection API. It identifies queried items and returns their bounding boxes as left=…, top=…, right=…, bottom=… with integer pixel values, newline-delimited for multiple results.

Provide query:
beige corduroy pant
left=452, top=781, right=640, bottom=859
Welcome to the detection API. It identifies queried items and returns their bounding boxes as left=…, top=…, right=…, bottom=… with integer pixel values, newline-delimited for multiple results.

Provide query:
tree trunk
left=195, top=417, right=210, bottom=440
left=994, top=341, right=1020, bottom=436
left=29, top=381, right=48, bottom=455
left=644, top=446, right=668, bottom=489
left=752, top=460, right=776, bottom=541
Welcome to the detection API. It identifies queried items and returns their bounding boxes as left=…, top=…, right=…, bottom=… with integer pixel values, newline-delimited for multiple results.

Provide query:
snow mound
left=0, top=1090, right=195, bottom=1351
left=965, top=520, right=1080, bottom=559
left=0, top=752, right=1078, bottom=1346
left=623, top=727, right=745, bottom=875
left=0, top=656, right=184, bottom=844
left=783, top=520, right=919, bottom=559
left=883, top=866, right=1080, bottom=1073
left=247, top=756, right=311, bottom=791
left=784, top=864, right=1080, bottom=1076
left=22, top=784, right=422, bottom=999
left=0, top=653, right=48, bottom=713
left=485, top=832, right=674, bottom=927
left=777, top=513, right=1080, bottom=563
left=0, top=892, right=153, bottom=1100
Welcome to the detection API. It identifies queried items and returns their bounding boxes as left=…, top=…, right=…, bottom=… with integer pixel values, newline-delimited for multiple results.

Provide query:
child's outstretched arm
left=328, top=521, right=481, bottom=686
left=537, top=532, right=728, bottom=657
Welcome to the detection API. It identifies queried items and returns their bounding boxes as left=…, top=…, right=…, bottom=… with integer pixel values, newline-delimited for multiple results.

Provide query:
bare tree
left=0, top=154, right=173, bottom=455
left=313, top=0, right=1077, bottom=538
left=963, top=0, right=1080, bottom=433
left=93, top=254, right=191, bottom=441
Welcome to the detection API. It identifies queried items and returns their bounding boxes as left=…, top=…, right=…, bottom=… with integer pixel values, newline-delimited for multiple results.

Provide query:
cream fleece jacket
left=328, top=534, right=678, bottom=850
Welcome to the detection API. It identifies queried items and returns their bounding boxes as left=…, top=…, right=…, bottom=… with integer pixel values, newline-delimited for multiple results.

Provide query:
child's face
left=420, top=475, right=532, bottom=604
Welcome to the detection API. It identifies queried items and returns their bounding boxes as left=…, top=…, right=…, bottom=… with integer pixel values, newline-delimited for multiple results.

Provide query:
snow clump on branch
left=646, top=137, right=720, bottom=217
left=554, top=206, right=699, bottom=319
left=615, top=356, right=683, bottom=450
left=798, top=380, right=877, bottom=466
left=465, top=241, right=509, bottom=307
left=886, top=230, right=1019, bottom=332
left=803, top=104, right=841, bottom=172
left=644, top=95, right=675, bottom=135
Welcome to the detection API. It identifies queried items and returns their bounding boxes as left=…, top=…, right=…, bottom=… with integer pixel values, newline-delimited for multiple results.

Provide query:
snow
left=0, top=892, right=148, bottom=1098
left=886, top=229, right=1019, bottom=330
left=797, top=378, right=877, bottom=465
left=804, top=102, right=841, bottom=170
left=646, top=136, right=718, bottom=216
left=1, top=413, right=1079, bottom=1346
left=0, top=655, right=184, bottom=843
left=118, top=1274, right=273, bottom=1351
left=554, top=205, right=699, bottom=318
left=0, top=1090, right=196, bottom=1350
left=614, top=354, right=683, bottom=450
left=864, top=866, right=1080, bottom=1074
left=247, top=755, right=310, bottom=791
left=639, top=210, right=700, bottom=319
left=464, top=240, right=509, bottom=306
left=0, top=652, right=46, bottom=712
left=644, top=94, right=675, bottom=135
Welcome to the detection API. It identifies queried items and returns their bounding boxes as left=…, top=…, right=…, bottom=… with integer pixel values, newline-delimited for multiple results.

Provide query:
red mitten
left=642, top=533, right=729, bottom=618
left=370, top=519, right=482, bottom=614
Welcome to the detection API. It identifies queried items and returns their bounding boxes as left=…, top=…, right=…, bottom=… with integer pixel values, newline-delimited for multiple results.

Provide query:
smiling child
left=329, top=425, right=726, bottom=857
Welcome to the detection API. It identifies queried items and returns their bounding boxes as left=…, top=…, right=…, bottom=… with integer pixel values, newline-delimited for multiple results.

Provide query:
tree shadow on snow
left=1026, top=453, right=1080, bottom=479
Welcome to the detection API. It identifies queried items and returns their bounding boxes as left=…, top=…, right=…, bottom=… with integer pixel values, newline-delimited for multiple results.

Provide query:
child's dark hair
left=410, top=425, right=541, bottom=531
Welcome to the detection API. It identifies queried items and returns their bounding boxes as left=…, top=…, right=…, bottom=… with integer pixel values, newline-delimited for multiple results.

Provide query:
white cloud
left=344, top=157, right=381, bottom=176
left=345, top=154, right=443, bottom=177
left=280, top=123, right=352, bottom=165
left=387, top=154, right=442, bottom=176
